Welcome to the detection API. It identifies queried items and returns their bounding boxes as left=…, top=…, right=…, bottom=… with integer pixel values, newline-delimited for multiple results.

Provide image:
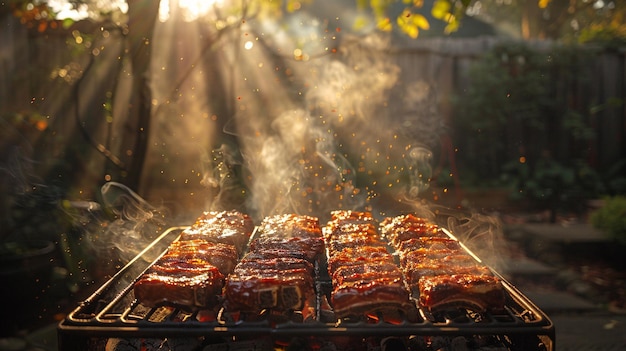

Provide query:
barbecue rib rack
left=57, top=226, right=555, bottom=351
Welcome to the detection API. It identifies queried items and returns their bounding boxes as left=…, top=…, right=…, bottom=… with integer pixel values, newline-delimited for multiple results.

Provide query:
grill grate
left=57, top=226, right=555, bottom=350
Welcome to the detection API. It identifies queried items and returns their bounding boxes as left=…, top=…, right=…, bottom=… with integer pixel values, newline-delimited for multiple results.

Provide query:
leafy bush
left=453, top=42, right=604, bottom=217
left=590, top=196, right=626, bottom=246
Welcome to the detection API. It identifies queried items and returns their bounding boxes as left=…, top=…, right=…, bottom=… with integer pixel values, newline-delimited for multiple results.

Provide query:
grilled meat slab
left=382, top=214, right=505, bottom=313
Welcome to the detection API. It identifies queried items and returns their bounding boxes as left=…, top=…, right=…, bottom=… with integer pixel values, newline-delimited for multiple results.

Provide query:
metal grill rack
left=58, top=226, right=555, bottom=350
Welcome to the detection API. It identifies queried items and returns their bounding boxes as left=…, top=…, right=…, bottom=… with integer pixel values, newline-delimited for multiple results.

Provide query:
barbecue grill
left=57, top=225, right=555, bottom=351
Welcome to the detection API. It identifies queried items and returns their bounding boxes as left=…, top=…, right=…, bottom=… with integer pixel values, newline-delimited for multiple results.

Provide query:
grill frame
left=57, top=226, right=555, bottom=350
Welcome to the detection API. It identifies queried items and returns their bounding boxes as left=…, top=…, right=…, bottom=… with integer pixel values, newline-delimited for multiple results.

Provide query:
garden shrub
left=590, top=196, right=626, bottom=246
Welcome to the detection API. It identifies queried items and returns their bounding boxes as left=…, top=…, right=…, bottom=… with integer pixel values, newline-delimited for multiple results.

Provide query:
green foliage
left=578, top=25, right=626, bottom=49
left=454, top=43, right=555, bottom=178
left=502, top=157, right=600, bottom=214
left=9, top=0, right=471, bottom=39
left=590, top=196, right=626, bottom=246
left=453, top=42, right=606, bottom=216
left=469, top=0, right=626, bottom=41
left=364, top=0, right=472, bottom=37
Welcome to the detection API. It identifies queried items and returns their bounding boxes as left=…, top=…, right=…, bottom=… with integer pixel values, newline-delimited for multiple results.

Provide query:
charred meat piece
left=386, top=226, right=448, bottom=247
left=257, top=214, right=322, bottom=239
left=327, top=246, right=395, bottom=275
left=379, top=213, right=429, bottom=233
left=325, top=222, right=387, bottom=252
left=325, top=211, right=414, bottom=319
left=398, top=247, right=465, bottom=267
left=418, top=273, right=506, bottom=313
left=380, top=214, right=447, bottom=246
left=134, top=260, right=224, bottom=308
left=248, top=236, right=325, bottom=262
left=160, top=239, right=239, bottom=275
left=324, top=212, right=378, bottom=240
left=324, top=221, right=379, bottom=239
left=332, top=262, right=403, bottom=287
left=192, top=210, right=255, bottom=233
left=329, top=210, right=378, bottom=224
left=326, top=233, right=387, bottom=252
left=325, top=211, right=377, bottom=238
left=133, top=211, right=252, bottom=309
left=224, top=267, right=314, bottom=311
left=383, top=214, right=506, bottom=314
left=331, top=275, right=413, bottom=319
left=236, top=257, right=314, bottom=276
left=222, top=214, right=321, bottom=314
left=392, top=236, right=466, bottom=267
left=396, top=237, right=463, bottom=253
left=403, top=255, right=491, bottom=285
left=241, top=249, right=312, bottom=262
left=179, top=210, right=254, bottom=255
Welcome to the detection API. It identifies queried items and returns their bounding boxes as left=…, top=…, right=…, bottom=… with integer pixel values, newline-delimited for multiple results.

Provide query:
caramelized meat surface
left=325, top=211, right=413, bottom=319
left=418, top=273, right=506, bottom=313
left=160, top=239, right=238, bottom=275
left=179, top=210, right=254, bottom=255
left=382, top=214, right=505, bottom=313
left=134, top=261, right=224, bottom=308
left=134, top=211, right=251, bottom=309
left=223, top=214, right=321, bottom=314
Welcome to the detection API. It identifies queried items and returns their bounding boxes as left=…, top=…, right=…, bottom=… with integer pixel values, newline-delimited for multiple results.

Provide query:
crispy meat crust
left=160, top=239, right=239, bottom=275
left=224, top=270, right=313, bottom=311
left=134, top=211, right=251, bottom=309
left=257, top=214, right=322, bottom=239
left=179, top=210, right=254, bottom=255
left=134, top=261, right=224, bottom=308
left=396, top=237, right=462, bottom=253
left=223, top=214, right=321, bottom=313
left=331, top=276, right=413, bottom=318
left=332, top=262, right=403, bottom=286
left=325, top=211, right=413, bottom=318
left=236, top=257, right=314, bottom=275
left=382, top=214, right=506, bottom=313
left=380, top=214, right=447, bottom=246
left=418, top=274, right=506, bottom=313
left=248, top=236, right=325, bottom=262
left=403, top=254, right=489, bottom=285
left=325, top=222, right=387, bottom=252
left=327, top=246, right=395, bottom=275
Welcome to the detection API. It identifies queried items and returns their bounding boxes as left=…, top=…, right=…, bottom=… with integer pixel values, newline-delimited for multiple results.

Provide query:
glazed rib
left=133, top=258, right=224, bottom=308
left=380, top=214, right=447, bottom=246
left=134, top=210, right=251, bottom=308
left=325, top=211, right=413, bottom=319
left=223, top=214, right=321, bottom=313
left=179, top=210, right=254, bottom=255
left=160, top=239, right=238, bottom=275
left=248, top=236, right=324, bottom=263
left=382, top=214, right=505, bottom=313
left=418, top=274, right=506, bottom=313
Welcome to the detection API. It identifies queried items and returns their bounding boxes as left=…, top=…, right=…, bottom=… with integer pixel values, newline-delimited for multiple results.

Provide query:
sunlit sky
left=47, top=0, right=222, bottom=21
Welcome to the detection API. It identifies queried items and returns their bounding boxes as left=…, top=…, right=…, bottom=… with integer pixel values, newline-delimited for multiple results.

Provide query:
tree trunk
left=520, top=1, right=541, bottom=39
left=124, top=0, right=160, bottom=193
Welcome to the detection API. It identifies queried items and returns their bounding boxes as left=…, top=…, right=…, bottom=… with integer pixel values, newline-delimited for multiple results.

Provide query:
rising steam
left=445, top=212, right=508, bottom=272
left=245, top=109, right=363, bottom=219
left=63, top=4, right=507, bottom=271
left=82, top=182, right=170, bottom=272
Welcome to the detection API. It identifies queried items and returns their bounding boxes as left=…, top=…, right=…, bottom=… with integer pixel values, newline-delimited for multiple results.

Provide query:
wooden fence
left=1, top=14, right=625, bottom=201
left=391, top=37, right=625, bottom=174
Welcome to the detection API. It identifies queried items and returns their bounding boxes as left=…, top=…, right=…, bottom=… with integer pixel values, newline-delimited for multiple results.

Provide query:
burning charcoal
left=105, top=338, right=165, bottom=351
